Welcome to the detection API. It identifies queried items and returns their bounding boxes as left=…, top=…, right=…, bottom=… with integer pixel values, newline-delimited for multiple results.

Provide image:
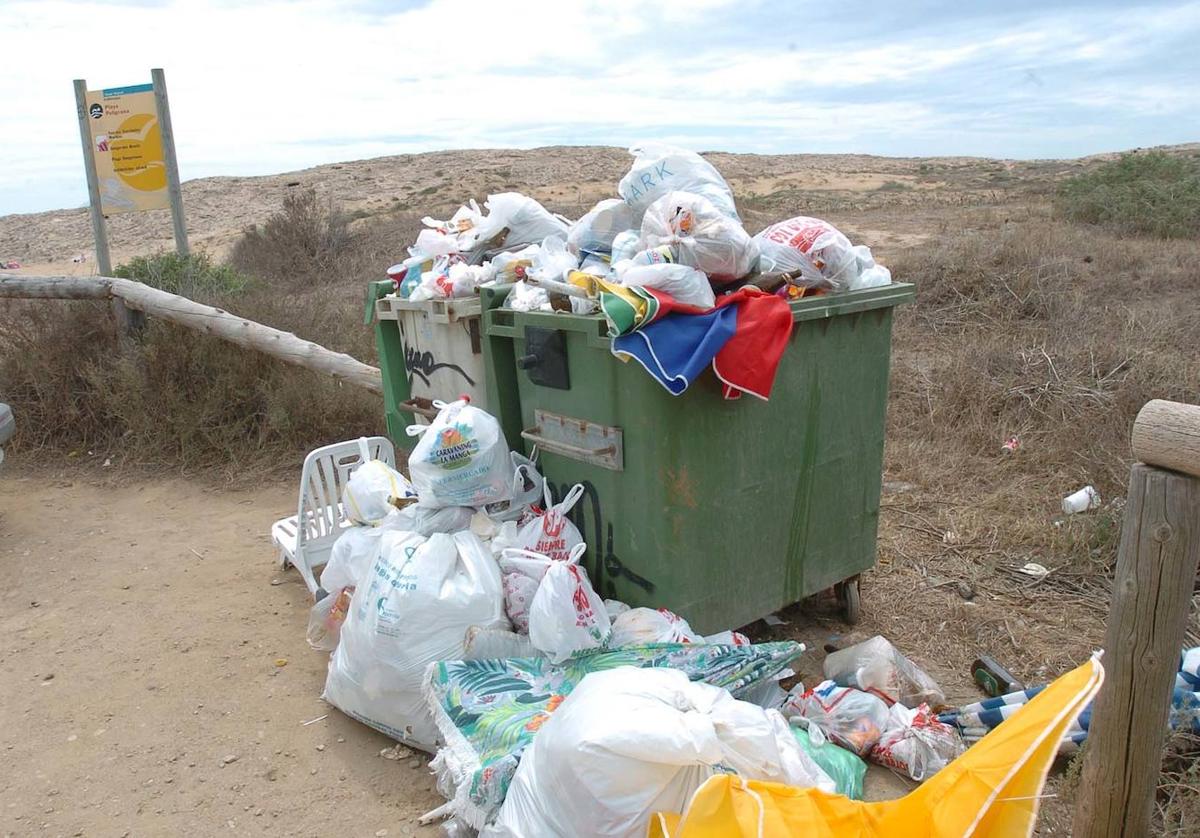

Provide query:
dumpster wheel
left=836, top=576, right=861, bottom=625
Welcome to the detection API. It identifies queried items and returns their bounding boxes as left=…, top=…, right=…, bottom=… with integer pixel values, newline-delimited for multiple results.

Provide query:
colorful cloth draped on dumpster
left=601, top=286, right=794, bottom=400
left=424, top=640, right=804, bottom=829
left=650, top=655, right=1105, bottom=838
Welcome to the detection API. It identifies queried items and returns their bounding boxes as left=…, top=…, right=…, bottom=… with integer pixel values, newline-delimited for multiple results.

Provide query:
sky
left=3, top=0, right=1199, bottom=216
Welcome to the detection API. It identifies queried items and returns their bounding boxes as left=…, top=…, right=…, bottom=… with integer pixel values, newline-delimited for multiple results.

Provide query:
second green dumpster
left=480, top=282, right=914, bottom=634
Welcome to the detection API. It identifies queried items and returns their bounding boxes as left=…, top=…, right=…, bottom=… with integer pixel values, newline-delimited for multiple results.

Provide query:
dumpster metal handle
left=400, top=397, right=442, bottom=420
left=520, top=412, right=623, bottom=471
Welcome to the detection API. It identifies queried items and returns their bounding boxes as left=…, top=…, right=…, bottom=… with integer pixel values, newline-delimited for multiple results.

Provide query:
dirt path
left=0, top=470, right=442, bottom=838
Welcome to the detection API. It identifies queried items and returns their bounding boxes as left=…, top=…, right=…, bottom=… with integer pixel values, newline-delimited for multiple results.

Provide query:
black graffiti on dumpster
left=548, top=479, right=654, bottom=600
left=404, top=344, right=476, bottom=388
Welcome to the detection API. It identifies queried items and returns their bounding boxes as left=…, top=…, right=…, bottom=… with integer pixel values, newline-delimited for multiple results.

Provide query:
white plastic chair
left=271, top=436, right=396, bottom=595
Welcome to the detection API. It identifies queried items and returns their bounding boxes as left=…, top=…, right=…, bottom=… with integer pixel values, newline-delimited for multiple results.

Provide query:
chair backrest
left=296, top=436, right=396, bottom=550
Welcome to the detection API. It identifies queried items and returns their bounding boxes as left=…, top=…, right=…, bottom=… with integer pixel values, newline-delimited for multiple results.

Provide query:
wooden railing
left=0, top=274, right=382, bottom=394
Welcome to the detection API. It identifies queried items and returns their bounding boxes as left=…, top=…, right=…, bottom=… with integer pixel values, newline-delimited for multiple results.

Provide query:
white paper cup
left=1062, top=485, right=1101, bottom=514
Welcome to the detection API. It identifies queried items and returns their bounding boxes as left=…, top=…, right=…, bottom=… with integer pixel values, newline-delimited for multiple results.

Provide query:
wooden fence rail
left=0, top=274, right=383, bottom=394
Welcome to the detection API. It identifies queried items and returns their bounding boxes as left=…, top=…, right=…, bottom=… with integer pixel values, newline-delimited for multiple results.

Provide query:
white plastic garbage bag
left=486, top=666, right=834, bottom=838
left=640, top=191, right=758, bottom=284
left=392, top=503, right=476, bottom=536
left=615, top=262, right=715, bottom=309
left=609, top=607, right=701, bottom=647
left=871, top=702, right=963, bottom=781
left=465, top=193, right=569, bottom=250
left=611, top=229, right=641, bottom=263
left=526, top=236, right=579, bottom=284
left=618, top=142, right=739, bottom=223
left=823, top=635, right=945, bottom=708
left=323, top=530, right=506, bottom=750
left=484, top=452, right=544, bottom=524
left=502, top=280, right=550, bottom=312
left=342, top=441, right=418, bottom=525
left=462, top=624, right=537, bottom=660
left=512, top=483, right=585, bottom=562
left=785, top=680, right=890, bottom=757
left=527, top=544, right=610, bottom=662
left=567, top=198, right=635, bottom=256
left=406, top=400, right=514, bottom=509
left=319, top=522, right=392, bottom=595
left=754, top=216, right=892, bottom=292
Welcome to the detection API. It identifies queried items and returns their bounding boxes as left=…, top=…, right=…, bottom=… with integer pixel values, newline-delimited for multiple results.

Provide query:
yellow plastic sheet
left=650, top=655, right=1104, bottom=838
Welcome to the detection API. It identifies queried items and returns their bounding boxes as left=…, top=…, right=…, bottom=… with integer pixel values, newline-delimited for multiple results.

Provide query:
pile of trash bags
left=303, top=400, right=830, bottom=835
left=386, top=141, right=892, bottom=312
left=297, top=406, right=1122, bottom=836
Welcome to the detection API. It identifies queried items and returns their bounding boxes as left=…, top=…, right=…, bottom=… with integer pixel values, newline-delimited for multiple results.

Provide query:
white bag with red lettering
left=497, top=548, right=555, bottom=634
left=513, top=483, right=585, bottom=562
left=528, top=544, right=612, bottom=663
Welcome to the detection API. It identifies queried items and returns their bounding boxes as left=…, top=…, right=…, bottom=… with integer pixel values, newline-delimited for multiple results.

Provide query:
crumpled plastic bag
left=610, top=607, right=701, bottom=647
left=567, top=198, right=635, bottom=256
left=307, top=586, right=354, bottom=652
left=526, top=236, right=579, bottom=285
left=871, top=702, right=964, bottom=781
left=483, top=452, right=544, bottom=524
left=618, top=142, right=739, bottom=223
left=754, top=216, right=892, bottom=292
left=640, top=191, right=758, bottom=284
left=342, top=453, right=417, bottom=526
left=823, top=635, right=946, bottom=708
left=497, top=548, right=554, bottom=634
left=785, top=679, right=890, bottom=757
left=464, top=193, right=569, bottom=250
left=486, top=666, right=833, bottom=838
left=615, top=262, right=715, bottom=309
left=503, top=280, right=551, bottom=312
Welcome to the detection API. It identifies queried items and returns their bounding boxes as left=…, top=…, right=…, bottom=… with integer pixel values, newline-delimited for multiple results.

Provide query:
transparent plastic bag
left=610, top=229, right=642, bottom=263
left=791, top=720, right=867, bottom=799
left=823, top=636, right=945, bottom=708
left=871, top=702, right=963, bottom=781
left=307, top=586, right=354, bottom=652
left=754, top=216, right=892, bottom=292
left=640, top=191, right=758, bottom=284
left=610, top=607, right=701, bottom=647
left=787, top=680, right=890, bottom=757
left=618, top=142, right=739, bottom=223
left=526, top=236, right=579, bottom=285
left=484, top=452, right=544, bottom=524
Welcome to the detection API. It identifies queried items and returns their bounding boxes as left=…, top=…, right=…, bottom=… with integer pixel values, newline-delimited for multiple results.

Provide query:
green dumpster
left=479, top=282, right=914, bottom=633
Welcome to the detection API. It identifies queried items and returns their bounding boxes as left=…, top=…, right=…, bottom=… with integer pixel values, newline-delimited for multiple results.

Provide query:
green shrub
left=228, top=188, right=356, bottom=285
left=114, top=251, right=254, bottom=298
left=1057, top=151, right=1200, bottom=238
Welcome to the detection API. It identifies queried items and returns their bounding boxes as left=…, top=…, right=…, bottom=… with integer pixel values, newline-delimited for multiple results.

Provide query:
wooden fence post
left=1073, top=400, right=1200, bottom=837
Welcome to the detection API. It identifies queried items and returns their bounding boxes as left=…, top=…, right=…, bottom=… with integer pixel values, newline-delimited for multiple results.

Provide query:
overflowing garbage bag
left=638, top=191, right=758, bottom=284
left=323, top=530, right=506, bottom=750
left=754, top=216, right=892, bottom=292
left=823, top=635, right=946, bottom=708
left=618, top=142, right=740, bottom=223
left=406, top=399, right=515, bottom=509
left=485, top=666, right=833, bottom=837
left=462, top=192, right=570, bottom=251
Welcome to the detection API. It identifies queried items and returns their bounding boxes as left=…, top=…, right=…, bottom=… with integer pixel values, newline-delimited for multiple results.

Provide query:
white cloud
left=0, top=0, right=1197, bottom=214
